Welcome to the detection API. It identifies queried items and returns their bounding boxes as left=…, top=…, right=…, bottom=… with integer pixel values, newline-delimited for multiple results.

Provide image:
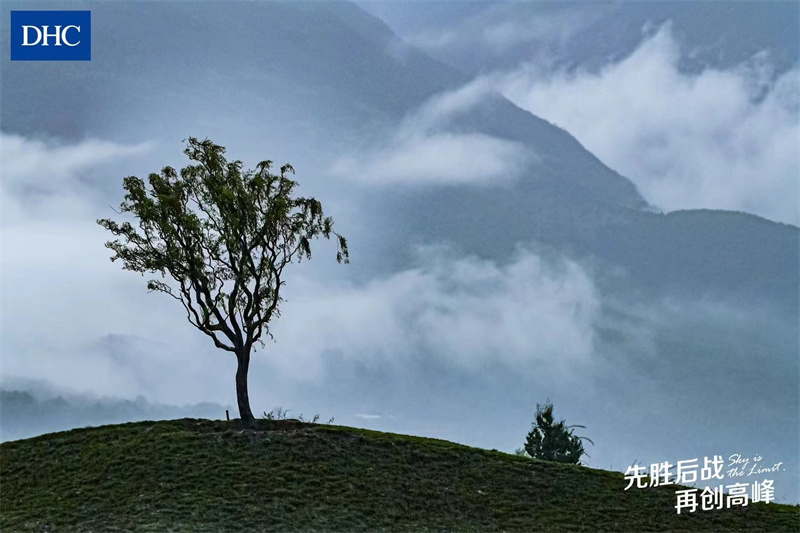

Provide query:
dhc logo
left=10, top=11, right=91, bottom=61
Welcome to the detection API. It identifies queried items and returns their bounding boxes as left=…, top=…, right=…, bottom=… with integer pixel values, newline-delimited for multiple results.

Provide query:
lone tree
left=98, top=137, right=348, bottom=427
left=523, top=401, right=593, bottom=464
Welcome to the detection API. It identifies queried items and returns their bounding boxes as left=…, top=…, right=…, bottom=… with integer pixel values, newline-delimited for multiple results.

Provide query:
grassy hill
left=1, top=419, right=797, bottom=532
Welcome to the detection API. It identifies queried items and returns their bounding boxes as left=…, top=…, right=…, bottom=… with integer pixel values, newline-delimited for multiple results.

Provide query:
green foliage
left=523, top=401, right=593, bottom=465
left=97, top=137, right=349, bottom=355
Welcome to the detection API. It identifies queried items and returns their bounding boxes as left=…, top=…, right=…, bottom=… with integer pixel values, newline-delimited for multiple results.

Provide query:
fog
left=1, top=0, right=797, bottom=505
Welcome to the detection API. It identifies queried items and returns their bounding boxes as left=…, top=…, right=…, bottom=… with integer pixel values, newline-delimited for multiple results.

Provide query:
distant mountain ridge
left=0, top=384, right=230, bottom=442
left=362, top=1, right=800, bottom=78
left=1, top=0, right=795, bottom=308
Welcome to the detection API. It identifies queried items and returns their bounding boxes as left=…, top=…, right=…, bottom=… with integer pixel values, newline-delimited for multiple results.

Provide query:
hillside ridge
left=1, top=418, right=798, bottom=532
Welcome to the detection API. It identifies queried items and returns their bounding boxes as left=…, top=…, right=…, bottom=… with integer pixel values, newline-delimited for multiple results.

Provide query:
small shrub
left=262, top=407, right=291, bottom=421
left=523, top=401, right=593, bottom=464
left=261, top=407, right=334, bottom=424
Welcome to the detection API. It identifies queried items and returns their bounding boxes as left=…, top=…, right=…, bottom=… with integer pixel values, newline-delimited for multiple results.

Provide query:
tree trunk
left=235, top=349, right=255, bottom=428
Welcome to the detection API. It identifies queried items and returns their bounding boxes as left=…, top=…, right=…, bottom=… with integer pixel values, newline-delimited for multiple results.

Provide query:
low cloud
left=495, top=23, right=799, bottom=225
left=1, top=219, right=231, bottom=405
left=331, top=80, right=531, bottom=186
left=0, top=133, right=225, bottom=405
left=1, top=133, right=153, bottom=224
left=407, top=6, right=595, bottom=58
left=355, top=413, right=382, bottom=420
left=331, top=133, right=527, bottom=186
left=1, top=133, right=151, bottom=185
left=3, top=225, right=600, bottom=405
left=267, top=246, right=600, bottom=380
left=1, top=131, right=597, bottom=407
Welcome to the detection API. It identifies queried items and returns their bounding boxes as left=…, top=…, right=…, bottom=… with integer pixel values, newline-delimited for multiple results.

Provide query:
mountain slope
left=385, top=182, right=798, bottom=311
left=0, top=0, right=645, bottom=210
left=1, top=419, right=798, bottom=532
left=363, top=1, right=799, bottom=77
left=2, top=2, right=794, bottom=298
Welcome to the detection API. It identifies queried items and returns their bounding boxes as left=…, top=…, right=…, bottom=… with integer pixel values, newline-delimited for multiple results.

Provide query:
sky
left=1, top=0, right=798, bottom=505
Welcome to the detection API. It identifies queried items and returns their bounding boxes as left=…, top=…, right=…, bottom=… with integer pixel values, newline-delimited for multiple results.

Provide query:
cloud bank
left=331, top=80, right=531, bottom=186
left=406, top=5, right=596, bottom=60
left=2, top=132, right=598, bottom=407
left=1, top=133, right=153, bottom=224
left=267, top=246, right=599, bottom=380
left=496, top=23, right=799, bottom=225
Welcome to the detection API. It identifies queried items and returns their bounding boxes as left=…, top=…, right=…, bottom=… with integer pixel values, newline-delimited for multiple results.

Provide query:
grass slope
left=1, top=419, right=797, bottom=532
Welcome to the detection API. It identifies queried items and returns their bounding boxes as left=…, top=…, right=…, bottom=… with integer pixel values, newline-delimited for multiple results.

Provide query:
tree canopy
left=98, top=137, right=349, bottom=425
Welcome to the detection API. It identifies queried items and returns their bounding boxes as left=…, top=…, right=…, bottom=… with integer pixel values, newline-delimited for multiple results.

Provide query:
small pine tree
left=524, top=401, right=593, bottom=464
